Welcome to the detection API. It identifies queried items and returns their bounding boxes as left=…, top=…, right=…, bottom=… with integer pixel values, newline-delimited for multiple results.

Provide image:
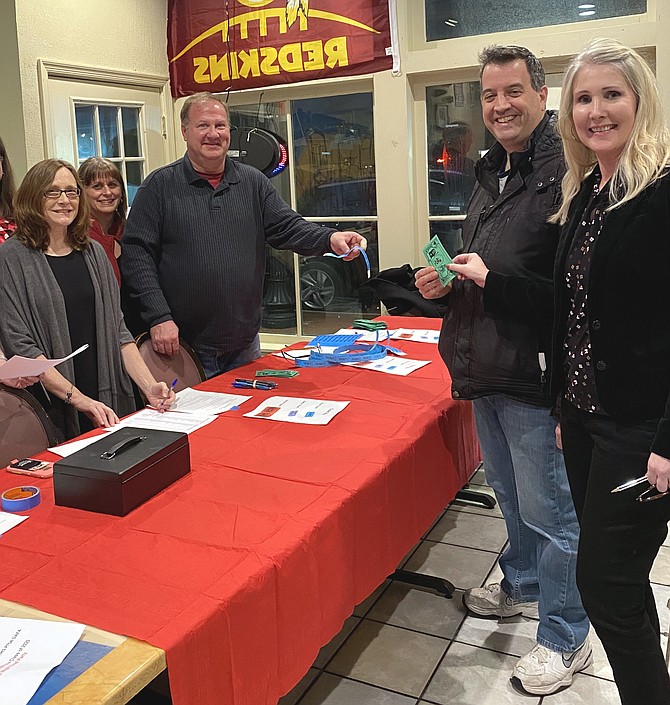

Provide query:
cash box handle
left=101, top=435, right=147, bottom=460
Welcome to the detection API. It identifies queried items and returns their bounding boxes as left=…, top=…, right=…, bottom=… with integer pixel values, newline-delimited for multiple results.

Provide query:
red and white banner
left=168, top=0, right=397, bottom=97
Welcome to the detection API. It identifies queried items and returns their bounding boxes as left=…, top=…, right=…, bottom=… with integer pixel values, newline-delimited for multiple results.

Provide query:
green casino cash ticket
left=422, top=235, right=456, bottom=287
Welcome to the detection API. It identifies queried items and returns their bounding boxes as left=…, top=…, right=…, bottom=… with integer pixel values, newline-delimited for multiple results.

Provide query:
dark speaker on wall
left=228, top=127, right=288, bottom=177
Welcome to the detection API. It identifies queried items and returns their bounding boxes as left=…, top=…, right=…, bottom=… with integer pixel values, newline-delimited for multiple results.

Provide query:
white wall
left=0, top=2, right=28, bottom=177
left=5, top=0, right=169, bottom=176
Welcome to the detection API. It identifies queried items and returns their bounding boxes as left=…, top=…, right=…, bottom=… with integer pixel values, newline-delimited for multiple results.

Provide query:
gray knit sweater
left=0, top=237, right=135, bottom=439
left=120, top=155, right=335, bottom=351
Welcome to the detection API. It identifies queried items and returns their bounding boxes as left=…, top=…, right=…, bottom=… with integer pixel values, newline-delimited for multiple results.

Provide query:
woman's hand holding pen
left=147, top=378, right=177, bottom=412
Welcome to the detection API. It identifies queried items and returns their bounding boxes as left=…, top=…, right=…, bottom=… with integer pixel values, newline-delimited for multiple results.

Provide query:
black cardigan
left=552, top=170, right=670, bottom=457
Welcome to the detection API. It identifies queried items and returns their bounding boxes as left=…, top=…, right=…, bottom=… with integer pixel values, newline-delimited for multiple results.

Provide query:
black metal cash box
left=54, top=427, right=190, bottom=516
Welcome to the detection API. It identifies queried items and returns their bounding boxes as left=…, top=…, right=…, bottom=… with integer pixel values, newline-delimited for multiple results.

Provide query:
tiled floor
left=278, top=465, right=670, bottom=705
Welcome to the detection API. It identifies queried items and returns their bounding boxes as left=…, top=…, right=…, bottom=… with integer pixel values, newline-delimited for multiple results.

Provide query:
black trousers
left=560, top=401, right=670, bottom=705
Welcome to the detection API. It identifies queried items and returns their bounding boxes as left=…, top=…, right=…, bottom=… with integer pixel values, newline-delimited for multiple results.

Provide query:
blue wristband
left=324, top=246, right=371, bottom=278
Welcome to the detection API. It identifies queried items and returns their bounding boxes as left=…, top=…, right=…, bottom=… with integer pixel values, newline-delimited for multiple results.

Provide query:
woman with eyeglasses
left=78, top=157, right=127, bottom=284
left=0, top=159, right=175, bottom=441
left=551, top=39, right=670, bottom=705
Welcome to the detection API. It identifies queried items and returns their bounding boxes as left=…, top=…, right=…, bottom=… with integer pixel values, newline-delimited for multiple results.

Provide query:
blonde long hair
left=552, top=38, right=670, bottom=224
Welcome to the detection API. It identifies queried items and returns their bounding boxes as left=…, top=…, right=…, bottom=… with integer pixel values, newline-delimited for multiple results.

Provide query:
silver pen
left=611, top=475, right=650, bottom=493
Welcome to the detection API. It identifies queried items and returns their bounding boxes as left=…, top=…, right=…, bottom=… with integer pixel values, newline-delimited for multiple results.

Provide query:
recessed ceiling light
left=444, top=18, right=458, bottom=26
left=579, top=9, right=596, bottom=15
left=578, top=3, right=595, bottom=8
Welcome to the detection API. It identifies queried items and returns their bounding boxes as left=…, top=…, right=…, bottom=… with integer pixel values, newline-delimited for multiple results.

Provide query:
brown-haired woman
left=78, top=157, right=127, bottom=283
left=0, top=159, right=174, bottom=441
left=0, top=136, right=17, bottom=242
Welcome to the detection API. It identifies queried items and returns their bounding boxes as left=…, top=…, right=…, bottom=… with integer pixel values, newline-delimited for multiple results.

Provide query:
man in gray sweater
left=121, top=91, right=365, bottom=377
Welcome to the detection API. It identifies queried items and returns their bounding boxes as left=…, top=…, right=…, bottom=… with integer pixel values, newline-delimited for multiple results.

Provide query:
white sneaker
left=463, top=582, right=538, bottom=618
left=511, top=636, right=593, bottom=695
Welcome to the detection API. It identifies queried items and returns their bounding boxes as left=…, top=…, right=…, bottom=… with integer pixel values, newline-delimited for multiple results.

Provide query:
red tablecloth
left=0, top=317, right=479, bottom=705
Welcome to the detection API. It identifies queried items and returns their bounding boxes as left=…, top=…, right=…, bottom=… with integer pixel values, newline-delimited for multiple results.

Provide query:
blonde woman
left=551, top=38, right=670, bottom=705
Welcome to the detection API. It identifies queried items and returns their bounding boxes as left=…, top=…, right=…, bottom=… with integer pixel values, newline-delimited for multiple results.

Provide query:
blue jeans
left=473, top=395, right=589, bottom=652
left=194, top=335, right=261, bottom=379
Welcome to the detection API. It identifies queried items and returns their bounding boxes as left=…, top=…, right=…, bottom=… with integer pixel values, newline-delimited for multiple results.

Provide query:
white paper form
left=48, top=395, right=231, bottom=457
left=244, top=396, right=349, bottom=425
left=168, top=388, right=251, bottom=415
left=0, top=345, right=88, bottom=381
left=343, top=356, right=431, bottom=376
left=49, top=431, right=119, bottom=458
left=0, top=616, right=84, bottom=705
left=109, top=408, right=218, bottom=434
left=391, top=329, right=440, bottom=344
left=0, top=512, right=28, bottom=536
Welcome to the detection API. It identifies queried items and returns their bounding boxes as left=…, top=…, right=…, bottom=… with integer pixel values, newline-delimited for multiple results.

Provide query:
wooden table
left=0, top=599, right=165, bottom=704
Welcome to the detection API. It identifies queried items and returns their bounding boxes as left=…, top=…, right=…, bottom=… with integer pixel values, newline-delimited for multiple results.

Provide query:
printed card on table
left=244, top=396, right=349, bottom=425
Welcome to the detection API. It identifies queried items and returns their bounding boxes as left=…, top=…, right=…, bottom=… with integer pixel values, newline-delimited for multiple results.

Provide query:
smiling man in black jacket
left=416, top=46, right=589, bottom=696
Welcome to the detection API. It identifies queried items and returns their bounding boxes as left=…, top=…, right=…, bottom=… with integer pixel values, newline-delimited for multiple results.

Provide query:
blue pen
left=235, top=378, right=276, bottom=388
left=231, top=380, right=275, bottom=390
left=159, top=378, right=178, bottom=408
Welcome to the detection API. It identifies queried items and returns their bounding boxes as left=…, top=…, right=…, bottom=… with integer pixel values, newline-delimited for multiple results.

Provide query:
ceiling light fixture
left=579, top=9, right=596, bottom=15
left=444, top=18, right=459, bottom=26
left=578, top=3, right=595, bottom=8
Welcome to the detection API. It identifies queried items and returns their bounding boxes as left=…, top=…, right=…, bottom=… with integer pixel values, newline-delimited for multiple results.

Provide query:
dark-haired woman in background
left=0, top=136, right=17, bottom=243
left=552, top=38, right=670, bottom=705
left=0, top=159, right=174, bottom=441
left=78, top=157, right=126, bottom=284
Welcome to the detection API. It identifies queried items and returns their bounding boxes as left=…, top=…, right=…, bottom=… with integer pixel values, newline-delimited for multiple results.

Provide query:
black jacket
left=439, top=111, right=564, bottom=406
left=552, top=170, right=670, bottom=457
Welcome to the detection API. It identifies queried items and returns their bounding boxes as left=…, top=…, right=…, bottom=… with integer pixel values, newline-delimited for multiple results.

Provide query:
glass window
left=99, top=106, right=120, bottom=158
left=126, top=162, right=144, bottom=208
left=292, top=94, right=376, bottom=217
left=121, top=107, right=142, bottom=157
left=75, top=105, right=96, bottom=160
left=425, top=0, right=647, bottom=41
left=73, top=103, right=145, bottom=206
left=229, top=102, right=297, bottom=334
left=230, top=95, right=379, bottom=337
left=262, top=247, right=298, bottom=335
left=299, top=221, right=380, bottom=337
left=426, top=81, right=485, bottom=254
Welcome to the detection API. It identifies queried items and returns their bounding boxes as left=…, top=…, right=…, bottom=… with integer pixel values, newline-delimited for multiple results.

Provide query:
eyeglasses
left=611, top=475, right=669, bottom=503
left=44, top=188, right=80, bottom=200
